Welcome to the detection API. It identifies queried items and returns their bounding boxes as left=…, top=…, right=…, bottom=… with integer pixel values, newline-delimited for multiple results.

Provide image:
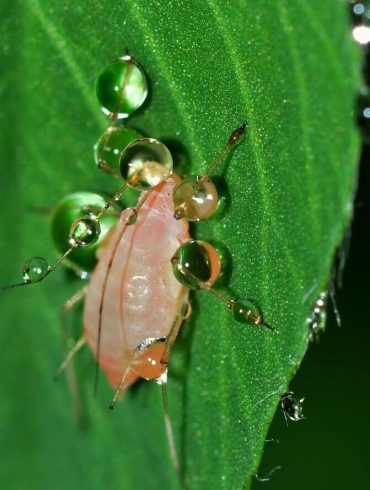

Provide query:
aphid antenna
left=94, top=187, right=155, bottom=397
left=328, top=274, right=342, bottom=328
left=53, top=337, right=86, bottom=381
left=1, top=180, right=134, bottom=292
left=201, top=122, right=247, bottom=181
left=255, top=465, right=282, bottom=482
left=171, top=256, right=275, bottom=331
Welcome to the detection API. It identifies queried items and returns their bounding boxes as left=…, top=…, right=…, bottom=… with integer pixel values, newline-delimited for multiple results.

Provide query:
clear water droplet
left=22, top=256, right=49, bottom=283
left=94, top=126, right=141, bottom=174
left=69, top=214, right=101, bottom=248
left=95, top=56, right=148, bottom=119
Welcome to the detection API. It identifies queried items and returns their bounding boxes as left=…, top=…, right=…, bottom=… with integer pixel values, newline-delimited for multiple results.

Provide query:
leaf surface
left=0, top=1, right=360, bottom=489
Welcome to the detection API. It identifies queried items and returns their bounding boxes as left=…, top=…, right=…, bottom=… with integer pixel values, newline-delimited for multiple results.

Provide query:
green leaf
left=0, top=1, right=360, bottom=489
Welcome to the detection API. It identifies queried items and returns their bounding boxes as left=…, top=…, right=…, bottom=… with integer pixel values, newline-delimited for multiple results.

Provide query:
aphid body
left=84, top=176, right=189, bottom=388
left=280, top=391, right=304, bottom=422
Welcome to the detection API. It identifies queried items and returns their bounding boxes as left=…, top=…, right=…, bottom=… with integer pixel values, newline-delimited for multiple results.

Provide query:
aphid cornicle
left=3, top=53, right=275, bottom=475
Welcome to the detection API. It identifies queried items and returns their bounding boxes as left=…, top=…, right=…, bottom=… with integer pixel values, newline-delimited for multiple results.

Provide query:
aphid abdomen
left=83, top=176, right=189, bottom=387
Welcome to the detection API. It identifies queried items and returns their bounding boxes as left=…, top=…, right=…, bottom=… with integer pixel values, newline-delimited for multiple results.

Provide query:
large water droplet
left=94, top=126, right=141, bottom=175
left=120, top=138, right=173, bottom=190
left=95, top=56, right=148, bottom=119
left=171, top=240, right=221, bottom=290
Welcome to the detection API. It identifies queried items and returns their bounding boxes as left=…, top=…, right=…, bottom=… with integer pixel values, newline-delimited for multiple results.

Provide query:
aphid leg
left=55, top=287, right=88, bottom=428
left=96, top=160, right=121, bottom=178
left=161, top=383, right=181, bottom=478
left=159, top=304, right=188, bottom=479
left=108, top=352, right=140, bottom=410
left=171, top=247, right=275, bottom=330
left=53, top=337, right=86, bottom=381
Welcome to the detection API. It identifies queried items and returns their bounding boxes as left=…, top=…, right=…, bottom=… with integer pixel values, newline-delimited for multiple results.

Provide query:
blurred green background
left=252, top=146, right=370, bottom=489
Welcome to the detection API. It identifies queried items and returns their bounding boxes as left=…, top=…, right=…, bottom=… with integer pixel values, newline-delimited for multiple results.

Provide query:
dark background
left=252, top=121, right=370, bottom=488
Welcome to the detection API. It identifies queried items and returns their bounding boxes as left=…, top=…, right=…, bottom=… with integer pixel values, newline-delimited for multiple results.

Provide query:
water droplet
left=173, top=176, right=218, bottom=221
left=172, top=240, right=221, bottom=290
left=229, top=299, right=261, bottom=326
left=280, top=391, right=304, bottom=422
left=50, top=192, right=117, bottom=272
left=22, top=256, right=49, bottom=283
left=69, top=214, right=101, bottom=248
left=95, top=126, right=142, bottom=174
left=120, top=138, right=173, bottom=190
left=95, top=56, right=148, bottom=119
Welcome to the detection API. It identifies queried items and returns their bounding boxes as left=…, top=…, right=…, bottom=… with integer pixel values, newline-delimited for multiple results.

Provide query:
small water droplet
left=22, top=256, right=49, bottom=283
left=69, top=214, right=101, bottom=247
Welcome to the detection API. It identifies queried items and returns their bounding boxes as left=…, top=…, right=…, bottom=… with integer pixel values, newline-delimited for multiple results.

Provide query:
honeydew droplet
left=95, top=56, right=148, bottom=119
left=69, top=214, right=101, bottom=248
left=173, top=176, right=218, bottom=221
left=120, top=138, right=173, bottom=190
left=23, top=257, right=49, bottom=283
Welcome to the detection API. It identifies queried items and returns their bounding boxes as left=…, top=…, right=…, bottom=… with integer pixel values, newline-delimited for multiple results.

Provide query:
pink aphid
left=84, top=175, right=189, bottom=389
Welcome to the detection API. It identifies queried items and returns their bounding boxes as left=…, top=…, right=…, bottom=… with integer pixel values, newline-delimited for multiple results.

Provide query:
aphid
left=280, top=391, right=304, bottom=422
left=3, top=53, right=275, bottom=474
